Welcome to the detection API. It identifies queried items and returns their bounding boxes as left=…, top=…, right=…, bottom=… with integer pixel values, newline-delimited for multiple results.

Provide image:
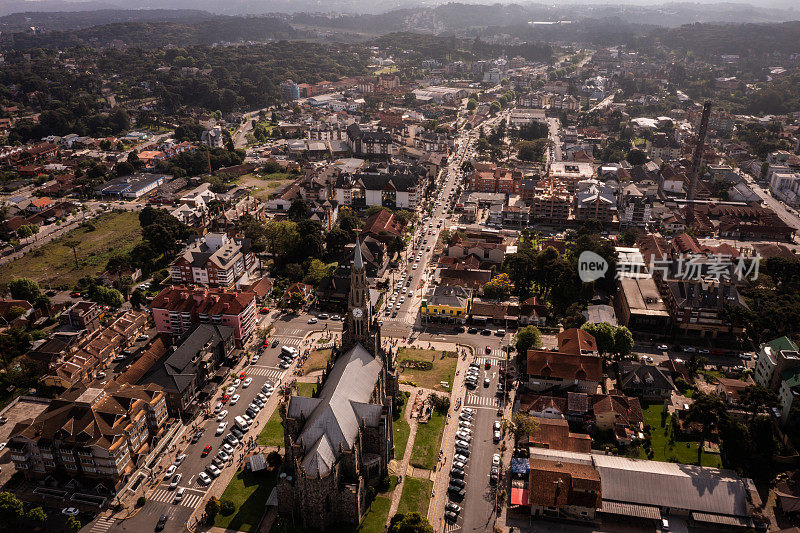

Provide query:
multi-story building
left=346, top=123, right=392, bottom=157
left=646, top=132, right=681, bottom=161
left=661, top=279, right=748, bottom=339
left=754, top=336, right=800, bottom=390
left=531, top=189, right=572, bottom=223
left=334, top=164, right=426, bottom=209
left=150, top=286, right=256, bottom=347
left=574, top=179, right=617, bottom=223
left=60, top=300, right=102, bottom=333
left=170, top=233, right=258, bottom=288
left=618, top=183, right=652, bottom=227
left=8, top=381, right=168, bottom=491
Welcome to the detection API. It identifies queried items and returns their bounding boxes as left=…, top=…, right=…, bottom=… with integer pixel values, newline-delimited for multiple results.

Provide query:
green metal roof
left=767, top=336, right=798, bottom=354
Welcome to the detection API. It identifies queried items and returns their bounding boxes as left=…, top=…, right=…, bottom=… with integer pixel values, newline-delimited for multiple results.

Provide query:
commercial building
left=95, top=173, right=170, bottom=199
left=614, top=277, right=671, bottom=331
left=421, top=285, right=473, bottom=323
left=150, top=286, right=256, bottom=347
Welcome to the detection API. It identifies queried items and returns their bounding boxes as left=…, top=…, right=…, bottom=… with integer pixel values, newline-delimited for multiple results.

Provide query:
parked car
left=169, top=473, right=182, bottom=489
left=164, top=465, right=177, bottom=479
left=198, top=472, right=212, bottom=485
left=201, top=445, right=212, bottom=456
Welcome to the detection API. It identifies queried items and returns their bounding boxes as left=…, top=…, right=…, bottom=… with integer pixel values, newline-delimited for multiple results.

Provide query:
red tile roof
left=526, top=350, right=603, bottom=382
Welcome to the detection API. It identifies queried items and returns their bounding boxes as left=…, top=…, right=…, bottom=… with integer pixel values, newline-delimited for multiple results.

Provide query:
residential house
left=617, top=361, right=676, bottom=400
left=421, top=285, right=472, bottom=323
left=526, top=350, right=603, bottom=393
left=170, top=233, right=258, bottom=288
left=526, top=459, right=602, bottom=521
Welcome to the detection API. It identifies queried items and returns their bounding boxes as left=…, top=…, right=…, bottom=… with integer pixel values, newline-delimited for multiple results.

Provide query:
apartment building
left=60, top=300, right=102, bottom=333
left=150, top=286, right=256, bottom=347
left=8, top=381, right=168, bottom=490
left=661, top=279, right=748, bottom=338
left=170, top=233, right=257, bottom=288
left=574, top=179, right=617, bottom=223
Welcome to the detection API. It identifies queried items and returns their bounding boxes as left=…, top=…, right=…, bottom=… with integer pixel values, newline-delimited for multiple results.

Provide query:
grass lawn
left=214, top=467, right=278, bottom=532
left=397, top=348, right=457, bottom=391
left=240, top=173, right=296, bottom=201
left=410, top=410, right=445, bottom=470
left=393, top=417, right=411, bottom=460
left=396, top=477, right=433, bottom=517
left=296, top=382, right=316, bottom=397
left=638, top=403, right=722, bottom=468
left=303, top=348, right=332, bottom=374
left=0, top=210, right=142, bottom=287
left=256, top=385, right=315, bottom=447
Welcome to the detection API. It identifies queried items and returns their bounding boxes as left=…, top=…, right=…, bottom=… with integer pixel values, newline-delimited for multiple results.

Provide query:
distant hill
left=0, top=9, right=216, bottom=32
left=0, top=15, right=300, bottom=49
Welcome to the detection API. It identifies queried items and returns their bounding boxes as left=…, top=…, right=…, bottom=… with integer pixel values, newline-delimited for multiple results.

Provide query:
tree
left=686, top=392, right=729, bottom=446
left=387, top=236, right=405, bottom=257
left=511, top=412, right=539, bottom=442
left=430, top=393, right=450, bottom=414
left=739, top=385, right=779, bottom=420
left=483, top=273, right=512, bottom=299
left=580, top=322, right=616, bottom=355
left=205, top=497, right=221, bottom=520
left=325, top=227, right=350, bottom=257
left=130, top=289, right=147, bottom=309
left=66, top=516, right=81, bottom=533
left=516, top=139, right=550, bottom=162
left=514, top=326, right=542, bottom=358
left=17, top=224, right=39, bottom=240
left=626, top=148, right=647, bottom=166
left=288, top=198, right=309, bottom=221
left=0, top=492, right=24, bottom=523
left=613, top=326, right=634, bottom=357
left=266, top=450, right=283, bottom=467
left=26, top=506, right=47, bottom=527
left=389, top=512, right=434, bottom=533
left=304, top=259, right=336, bottom=285
left=6, top=306, right=27, bottom=320
left=8, top=278, right=41, bottom=303
left=489, top=101, right=501, bottom=114
left=219, top=499, right=236, bottom=516
left=466, top=99, right=477, bottom=111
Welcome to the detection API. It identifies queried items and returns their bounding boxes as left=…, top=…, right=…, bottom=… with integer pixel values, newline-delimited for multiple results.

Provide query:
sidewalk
left=385, top=388, right=420, bottom=525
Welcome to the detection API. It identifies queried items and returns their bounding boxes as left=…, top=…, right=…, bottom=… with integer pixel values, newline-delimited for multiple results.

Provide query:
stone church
left=276, top=238, right=398, bottom=530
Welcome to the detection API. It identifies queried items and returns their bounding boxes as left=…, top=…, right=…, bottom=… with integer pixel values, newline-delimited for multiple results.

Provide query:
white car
left=233, top=379, right=241, bottom=388
left=243, top=377, right=253, bottom=388
left=230, top=394, right=240, bottom=405
left=459, top=420, right=471, bottom=429
left=226, top=434, right=239, bottom=446
left=164, top=465, right=177, bottom=479
left=308, top=317, right=318, bottom=324
left=493, top=421, right=501, bottom=431
left=226, top=386, right=236, bottom=395
left=221, top=443, right=235, bottom=455
left=492, top=453, right=501, bottom=467
left=174, top=454, right=186, bottom=466
left=217, top=450, right=230, bottom=462
left=206, top=464, right=222, bottom=478
left=455, top=432, right=472, bottom=442
left=174, top=487, right=186, bottom=502
left=217, top=410, right=228, bottom=421
left=169, top=473, right=182, bottom=489
left=198, top=472, right=212, bottom=485
left=216, top=422, right=228, bottom=435
left=213, top=402, right=223, bottom=414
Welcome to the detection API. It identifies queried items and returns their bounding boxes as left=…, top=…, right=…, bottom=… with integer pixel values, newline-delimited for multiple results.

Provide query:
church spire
left=353, top=232, right=364, bottom=272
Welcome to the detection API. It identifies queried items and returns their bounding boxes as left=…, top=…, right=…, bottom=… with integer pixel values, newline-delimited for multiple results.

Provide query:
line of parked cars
left=446, top=407, right=475, bottom=522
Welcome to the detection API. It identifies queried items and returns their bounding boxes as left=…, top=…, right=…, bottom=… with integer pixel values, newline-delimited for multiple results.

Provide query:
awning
left=510, top=487, right=529, bottom=506
left=600, top=500, right=661, bottom=520
left=691, top=512, right=752, bottom=528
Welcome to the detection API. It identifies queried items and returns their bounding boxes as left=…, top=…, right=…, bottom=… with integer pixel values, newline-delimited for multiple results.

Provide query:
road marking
left=247, top=366, right=284, bottom=379
left=89, top=517, right=115, bottom=533
left=445, top=521, right=461, bottom=532
left=464, top=393, right=500, bottom=407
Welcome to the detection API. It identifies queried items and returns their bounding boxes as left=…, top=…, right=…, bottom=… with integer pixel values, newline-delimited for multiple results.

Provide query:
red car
left=202, top=445, right=212, bottom=457
left=239, top=371, right=247, bottom=379
left=259, top=307, right=270, bottom=314
left=221, top=394, right=230, bottom=404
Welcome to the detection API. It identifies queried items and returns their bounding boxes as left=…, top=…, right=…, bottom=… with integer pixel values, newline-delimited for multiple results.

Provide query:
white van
left=281, top=346, right=298, bottom=358
left=234, top=416, right=250, bottom=432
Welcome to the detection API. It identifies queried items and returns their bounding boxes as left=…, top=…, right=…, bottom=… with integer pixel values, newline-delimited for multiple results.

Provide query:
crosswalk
left=149, top=487, right=204, bottom=508
left=445, top=521, right=461, bottom=532
left=247, top=366, right=284, bottom=379
left=275, top=328, right=305, bottom=336
left=465, top=393, right=500, bottom=407
left=273, top=336, right=303, bottom=347
left=89, top=517, right=115, bottom=533
left=473, top=356, right=505, bottom=365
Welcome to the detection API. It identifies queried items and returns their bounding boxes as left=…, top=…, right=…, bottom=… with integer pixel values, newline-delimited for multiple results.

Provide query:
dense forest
left=0, top=9, right=216, bottom=32
left=0, top=41, right=368, bottom=141
left=652, top=21, right=800, bottom=58
left=369, top=32, right=552, bottom=63
left=1, top=15, right=299, bottom=49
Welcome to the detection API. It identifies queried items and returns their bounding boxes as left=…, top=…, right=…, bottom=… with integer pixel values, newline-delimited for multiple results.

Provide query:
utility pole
left=686, top=101, right=712, bottom=228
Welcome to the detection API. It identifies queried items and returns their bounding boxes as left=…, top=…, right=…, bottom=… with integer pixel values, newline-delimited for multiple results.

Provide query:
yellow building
left=421, top=285, right=472, bottom=323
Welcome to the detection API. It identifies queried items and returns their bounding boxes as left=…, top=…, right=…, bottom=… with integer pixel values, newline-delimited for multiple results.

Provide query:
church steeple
left=342, top=233, right=374, bottom=354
